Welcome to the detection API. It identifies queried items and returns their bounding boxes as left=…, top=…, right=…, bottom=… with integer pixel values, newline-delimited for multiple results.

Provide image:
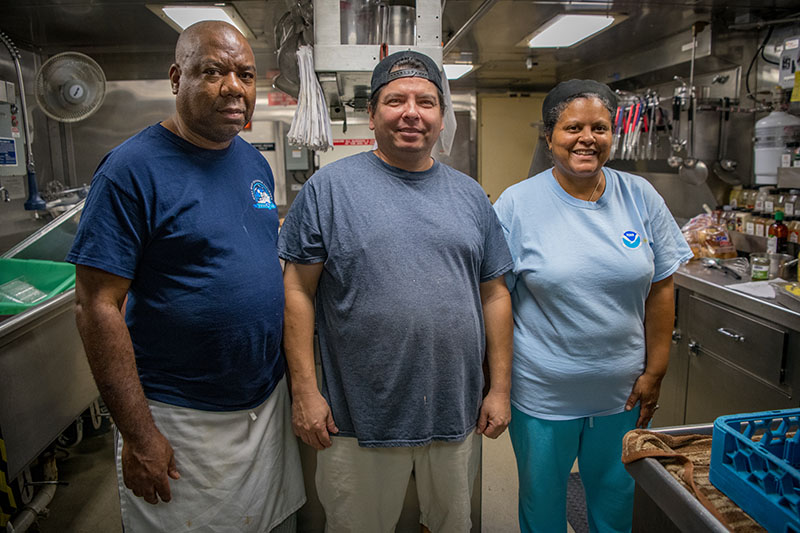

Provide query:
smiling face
left=546, top=97, right=612, bottom=183
left=169, top=22, right=256, bottom=149
left=368, top=76, right=444, bottom=171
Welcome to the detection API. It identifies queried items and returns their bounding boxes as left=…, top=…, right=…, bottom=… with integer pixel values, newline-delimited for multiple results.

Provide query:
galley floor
left=34, top=428, right=578, bottom=533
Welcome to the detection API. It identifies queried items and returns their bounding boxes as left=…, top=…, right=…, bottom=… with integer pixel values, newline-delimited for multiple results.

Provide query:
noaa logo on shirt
left=621, top=230, right=642, bottom=249
left=251, top=180, right=276, bottom=210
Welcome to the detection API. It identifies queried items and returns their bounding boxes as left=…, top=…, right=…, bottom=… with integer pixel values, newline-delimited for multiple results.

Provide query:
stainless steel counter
left=626, top=425, right=728, bottom=533
left=674, top=262, right=800, bottom=332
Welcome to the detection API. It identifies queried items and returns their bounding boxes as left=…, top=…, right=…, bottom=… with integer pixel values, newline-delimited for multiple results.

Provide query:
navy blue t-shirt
left=67, top=124, right=284, bottom=411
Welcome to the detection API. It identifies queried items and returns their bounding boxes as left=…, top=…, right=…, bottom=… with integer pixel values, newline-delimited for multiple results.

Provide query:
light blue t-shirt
left=493, top=167, right=693, bottom=420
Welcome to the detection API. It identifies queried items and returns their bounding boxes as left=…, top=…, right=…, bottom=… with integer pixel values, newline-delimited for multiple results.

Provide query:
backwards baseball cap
left=542, top=79, right=617, bottom=120
left=370, top=51, right=443, bottom=96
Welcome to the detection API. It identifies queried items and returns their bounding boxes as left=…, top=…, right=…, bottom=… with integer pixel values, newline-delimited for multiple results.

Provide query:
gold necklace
left=586, top=174, right=603, bottom=202
left=555, top=171, right=604, bottom=202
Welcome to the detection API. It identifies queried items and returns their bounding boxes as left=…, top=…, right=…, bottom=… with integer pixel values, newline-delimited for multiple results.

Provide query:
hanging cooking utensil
left=646, top=94, right=656, bottom=160
left=719, top=97, right=739, bottom=173
left=679, top=22, right=709, bottom=185
left=609, top=106, right=622, bottom=160
left=667, top=95, right=684, bottom=167
left=713, top=97, right=741, bottom=185
left=679, top=95, right=709, bottom=184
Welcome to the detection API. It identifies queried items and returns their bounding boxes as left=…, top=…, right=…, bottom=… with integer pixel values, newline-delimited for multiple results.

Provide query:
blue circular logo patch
left=251, top=180, right=276, bottom=210
left=621, top=230, right=641, bottom=249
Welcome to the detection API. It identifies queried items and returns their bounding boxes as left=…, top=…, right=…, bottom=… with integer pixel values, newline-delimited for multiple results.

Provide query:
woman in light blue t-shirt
left=493, top=80, right=693, bottom=533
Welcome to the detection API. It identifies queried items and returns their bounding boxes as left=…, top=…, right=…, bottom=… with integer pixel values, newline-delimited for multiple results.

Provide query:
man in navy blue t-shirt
left=67, top=21, right=304, bottom=531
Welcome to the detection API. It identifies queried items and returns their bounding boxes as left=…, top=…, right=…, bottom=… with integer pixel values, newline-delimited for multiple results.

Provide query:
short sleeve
left=480, top=195, right=513, bottom=282
left=66, top=173, right=147, bottom=279
left=277, top=181, right=327, bottom=264
left=492, top=192, right=518, bottom=292
left=649, top=196, right=694, bottom=282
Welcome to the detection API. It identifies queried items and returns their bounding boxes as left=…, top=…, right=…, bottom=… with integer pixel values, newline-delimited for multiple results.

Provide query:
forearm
left=283, top=262, right=324, bottom=396
left=481, top=279, right=513, bottom=393
left=283, top=291, right=319, bottom=395
left=643, top=276, right=675, bottom=380
left=75, top=301, right=158, bottom=444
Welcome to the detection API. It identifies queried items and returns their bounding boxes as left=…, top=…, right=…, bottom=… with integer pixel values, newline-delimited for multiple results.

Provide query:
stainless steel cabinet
left=654, top=284, right=800, bottom=428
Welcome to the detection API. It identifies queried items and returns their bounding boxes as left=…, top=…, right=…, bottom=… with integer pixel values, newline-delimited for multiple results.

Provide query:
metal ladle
left=667, top=93, right=684, bottom=168
left=679, top=22, right=709, bottom=185
left=713, top=97, right=742, bottom=185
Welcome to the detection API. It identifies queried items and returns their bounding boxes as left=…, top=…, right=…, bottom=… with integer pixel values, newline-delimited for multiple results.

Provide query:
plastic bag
left=681, top=213, right=737, bottom=259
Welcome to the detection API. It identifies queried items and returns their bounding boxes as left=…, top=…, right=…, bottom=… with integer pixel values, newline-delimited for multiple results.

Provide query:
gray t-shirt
left=278, top=151, right=512, bottom=447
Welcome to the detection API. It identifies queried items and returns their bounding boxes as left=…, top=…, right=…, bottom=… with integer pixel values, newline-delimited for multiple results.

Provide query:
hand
left=625, top=372, right=663, bottom=429
left=476, top=390, right=511, bottom=439
left=292, top=391, right=338, bottom=450
left=121, top=430, right=180, bottom=505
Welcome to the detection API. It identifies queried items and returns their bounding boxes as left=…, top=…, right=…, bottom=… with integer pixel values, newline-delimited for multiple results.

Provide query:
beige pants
left=316, top=433, right=481, bottom=533
left=116, top=377, right=306, bottom=533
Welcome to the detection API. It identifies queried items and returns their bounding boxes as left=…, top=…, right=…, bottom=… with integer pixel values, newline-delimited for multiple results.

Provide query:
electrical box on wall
left=284, top=142, right=311, bottom=171
left=0, top=80, right=26, bottom=178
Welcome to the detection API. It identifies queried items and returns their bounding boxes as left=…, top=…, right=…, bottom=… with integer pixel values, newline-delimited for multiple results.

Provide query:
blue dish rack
left=710, top=409, right=800, bottom=533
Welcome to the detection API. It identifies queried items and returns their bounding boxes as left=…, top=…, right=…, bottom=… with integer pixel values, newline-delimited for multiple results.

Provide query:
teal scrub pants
left=508, top=405, right=639, bottom=533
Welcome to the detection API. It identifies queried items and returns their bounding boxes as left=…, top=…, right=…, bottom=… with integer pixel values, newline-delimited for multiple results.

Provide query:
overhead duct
left=312, top=0, right=443, bottom=116
left=560, top=21, right=742, bottom=92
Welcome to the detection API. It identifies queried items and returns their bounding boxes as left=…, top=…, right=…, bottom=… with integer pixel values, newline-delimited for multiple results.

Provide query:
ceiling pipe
left=729, top=15, right=800, bottom=31
left=442, top=0, right=499, bottom=57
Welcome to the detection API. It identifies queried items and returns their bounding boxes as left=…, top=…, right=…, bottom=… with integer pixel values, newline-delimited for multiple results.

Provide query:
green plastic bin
left=0, top=258, right=76, bottom=315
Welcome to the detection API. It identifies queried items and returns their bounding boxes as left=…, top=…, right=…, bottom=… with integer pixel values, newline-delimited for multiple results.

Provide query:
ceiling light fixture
left=522, top=14, right=617, bottom=48
left=443, top=64, right=474, bottom=80
left=147, top=4, right=255, bottom=39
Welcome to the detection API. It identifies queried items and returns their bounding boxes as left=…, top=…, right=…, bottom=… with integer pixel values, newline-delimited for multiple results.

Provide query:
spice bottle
left=767, top=211, right=789, bottom=253
left=751, top=253, right=770, bottom=281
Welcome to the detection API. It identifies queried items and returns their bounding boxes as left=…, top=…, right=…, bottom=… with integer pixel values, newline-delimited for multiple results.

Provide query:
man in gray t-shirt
left=278, top=51, right=512, bottom=533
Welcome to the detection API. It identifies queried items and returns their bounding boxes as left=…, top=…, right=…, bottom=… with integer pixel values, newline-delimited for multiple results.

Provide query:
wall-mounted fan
left=35, top=52, right=106, bottom=122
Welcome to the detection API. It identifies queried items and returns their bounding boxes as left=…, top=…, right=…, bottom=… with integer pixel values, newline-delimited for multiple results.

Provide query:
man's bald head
left=175, top=21, right=248, bottom=66
left=163, top=20, right=257, bottom=149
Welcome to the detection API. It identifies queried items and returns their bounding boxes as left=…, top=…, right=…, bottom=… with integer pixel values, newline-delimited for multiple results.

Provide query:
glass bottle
left=787, top=189, right=800, bottom=219
left=767, top=211, right=789, bottom=253
left=729, top=186, right=743, bottom=209
left=743, top=188, right=757, bottom=211
left=743, top=212, right=756, bottom=235
left=735, top=210, right=749, bottom=233
left=765, top=189, right=779, bottom=215
left=721, top=205, right=736, bottom=231
left=755, top=215, right=768, bottom=237
left=751, top=253, right=770, bottom=280
left=788, top=219, right=800, bottom=244
left=755, top=186, right=770, bottom=215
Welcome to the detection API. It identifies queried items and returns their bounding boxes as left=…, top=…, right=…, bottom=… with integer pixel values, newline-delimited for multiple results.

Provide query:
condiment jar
left=729, top=186, right=743, bottom=208
left=765, top=189, right=779, bottom=215
left=751, top=253, right=770, bottom=280
left=789, top=220, right=800, bottom=244
left=755, top=187, right=770, bottom=214
left=743, top=212, right=756, bottom=235
left=744, top=189, right=758, bottom=211
left=754, top=215, right=768, bottom=237
left=786, top=189, right=800, bottom=219
left=735, top=210, right=749, bottom=233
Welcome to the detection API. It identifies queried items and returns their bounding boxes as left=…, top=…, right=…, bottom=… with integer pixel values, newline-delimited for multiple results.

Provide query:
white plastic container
left=754, top=111, right=800, bottom=184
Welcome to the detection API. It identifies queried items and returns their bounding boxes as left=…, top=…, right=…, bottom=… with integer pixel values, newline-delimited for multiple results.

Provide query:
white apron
left=115, top=377, right=305, bottom=532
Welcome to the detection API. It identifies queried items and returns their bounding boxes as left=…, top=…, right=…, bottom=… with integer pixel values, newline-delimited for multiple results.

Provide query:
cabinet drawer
left=686, top=294, right=787, bottom=387
left=685, top=347, right=795, bottom=424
